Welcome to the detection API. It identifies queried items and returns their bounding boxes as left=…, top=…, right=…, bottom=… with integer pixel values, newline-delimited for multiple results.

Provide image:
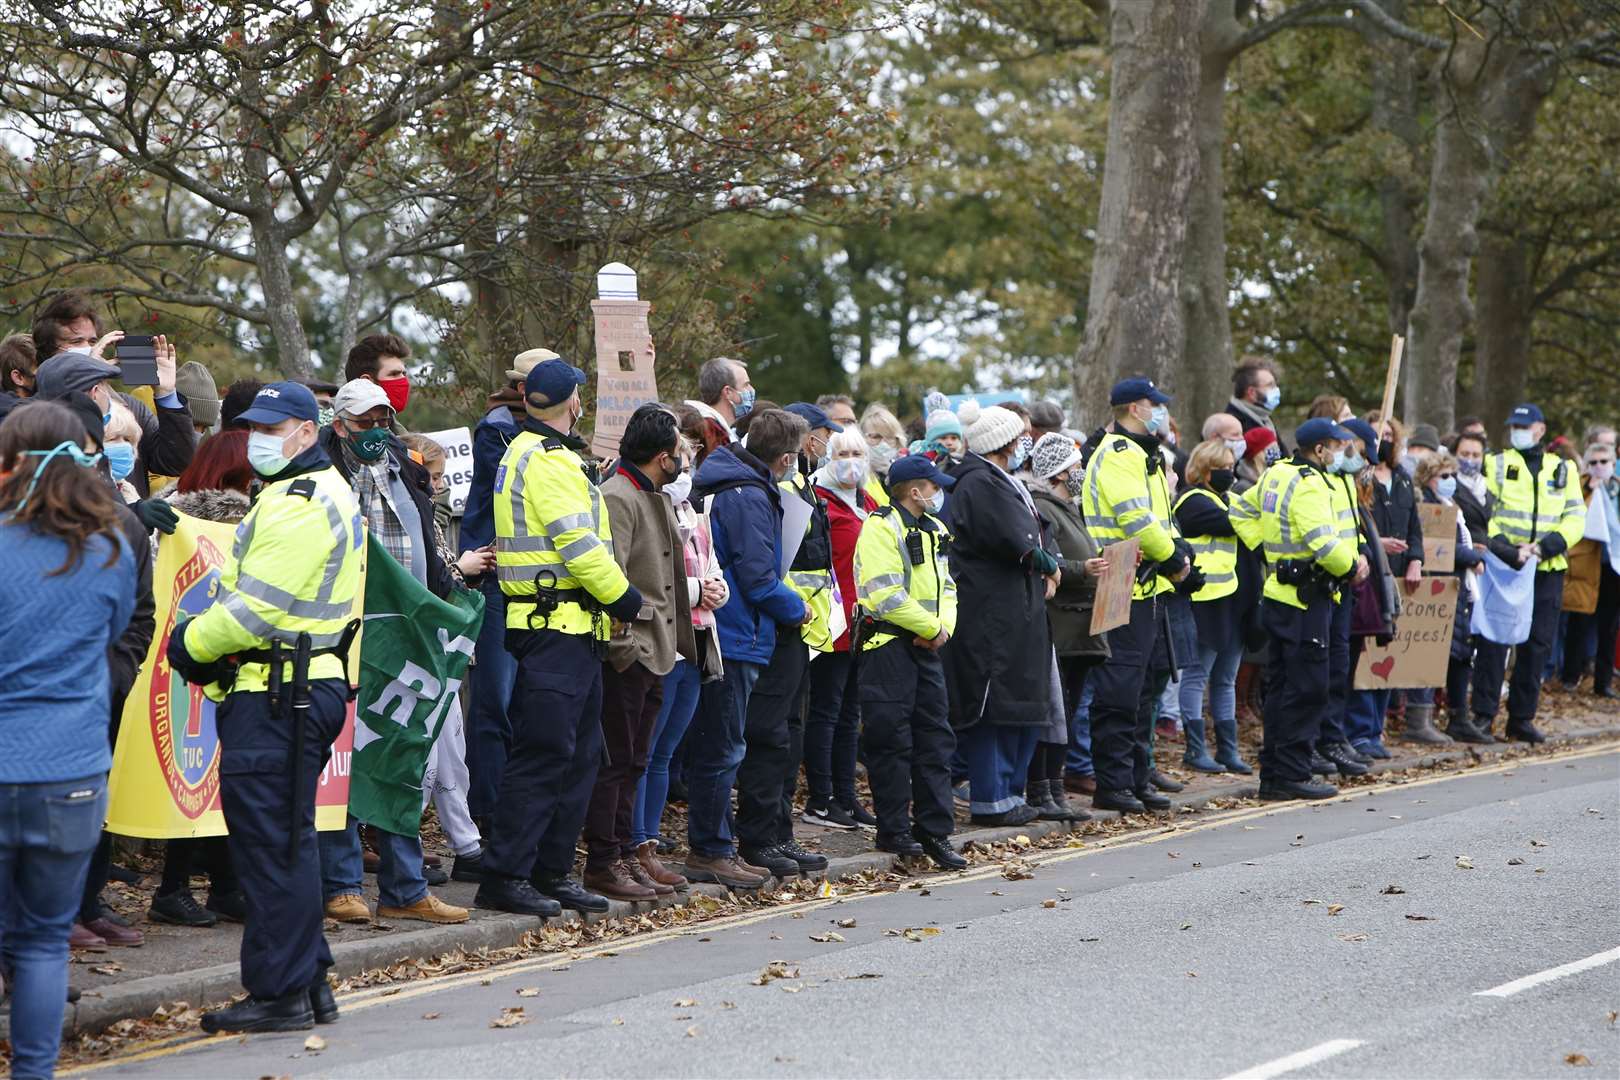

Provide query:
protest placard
left=1417, top=501, right=1458, bottom=574
left=589, top=262, right=659, bottom=461
left=423, top=426, right=473, bottom=513
left=1089, top=538, right=1141, bottom=636
left=1353, top=576, right=1459, bottom=689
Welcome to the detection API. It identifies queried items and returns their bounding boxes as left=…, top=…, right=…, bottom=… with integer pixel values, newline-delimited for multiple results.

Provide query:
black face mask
left=1378, top=438, right=1396, bottom=466
left=1209, top=468, right=1235, bottom=494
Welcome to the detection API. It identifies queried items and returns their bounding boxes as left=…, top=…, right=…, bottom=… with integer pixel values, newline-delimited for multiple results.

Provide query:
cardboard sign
left=1089, top=538, right=1141, bottom=636
left=589, top=263, right=659, bottom=461
left=1353, top=576, right=1459, bottom=689
left=422, top=426, right=473, bottom=514
left=1416, top=502, right=1458, bottom=574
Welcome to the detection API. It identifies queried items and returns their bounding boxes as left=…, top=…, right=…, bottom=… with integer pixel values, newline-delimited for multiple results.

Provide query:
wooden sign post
left=1378, top=333, right=1404, bottom=429
left=589, top=262, right=659, bottom=462
left=1089, top=538, right=1141, bottom=636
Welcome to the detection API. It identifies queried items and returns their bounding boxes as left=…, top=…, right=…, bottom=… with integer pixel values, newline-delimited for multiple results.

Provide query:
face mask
left=1338, top=451, right=1366, bottom=475
left=1377, top=438, right=1395, bottom=465
left=12, top=441, right=102, bottom=509
left=378, top=376, right=410, bottom=414
left=867, top=441, right=898, bottom=473
left=1063, top=471, right=1084, bottom=499
left=733, top=386, right=756, bottom=419
left=1510, top=428, right=1536, bottom=451
left=247, top=430, right=294, bottom=477
left=1436, top=476, right=1458, bottom=500
left=1588, top=462, right=1614, bottom=483
left=1458, top=457, right=1482, bottom=477
left=1327, top=449, right=1345, bottom=473
left=1399, top=453, right=1419, bottom=477
left=832, top=458, right=866, bottom=489
left=924, top=489, right=945, bottom=515
left=1017, top=435, right=1034, bottom=467
left=348, top=426, right=391, bottom=462
left=1007, top=441, right=1028, bottom=473
left=1225, top=438, right=1247, bottom=462
left=815, top=451, right=831, bottom=471
left=1144, top=405, right=1168, bottom=435
left=1209, top=468, right=1235, bottom=493
left=104, top=441, right=136, bottom=481
left=1263, top=445, right=1281, bottom=465
left=1262, top=386, right=1281, bottom=411
left=663, top=470, right=693, bottom=505
left=317, top=405, right=336, bottom=428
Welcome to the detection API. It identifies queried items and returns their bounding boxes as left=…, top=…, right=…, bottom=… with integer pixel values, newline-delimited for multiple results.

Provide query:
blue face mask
left=104, top=441, right=136, bottom=481
left=1436, top=476, right=1457, bottom=500
left=1145, top=405, right=1168, bottom=435
left=733, top=386, right=756, bottom=420
left=247, top=430, right=293, bottom=477
left=1337, top=450, right=1365, bottom=475
left=1007, top=441, right=1028, bottom=472
left=1262, top=386, right=1281, bottom=412
left=13, top=441, right=103, bottom=510
left=1510, top=427, right=1536, bottom=451
left=925, top=488, right=945, bottom=515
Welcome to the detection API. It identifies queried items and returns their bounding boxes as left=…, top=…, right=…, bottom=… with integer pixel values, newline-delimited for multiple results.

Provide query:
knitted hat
left=1032, top=432, right=1082, bottom=480
left=175, top=361, right=220, bottom=427
left=958, top=400, right=1023, bottom=456
left=1243, top=426, right=1277, bottom=460
left=924, top=409, right=963, bottom=442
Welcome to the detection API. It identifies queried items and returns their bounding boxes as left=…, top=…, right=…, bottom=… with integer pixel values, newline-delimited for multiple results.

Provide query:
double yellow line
left=67, top=740, right=1618, bottom=1074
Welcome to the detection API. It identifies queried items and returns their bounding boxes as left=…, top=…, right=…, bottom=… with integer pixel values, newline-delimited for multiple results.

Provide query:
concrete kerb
left=47, top=722, right=1620, bottom=1038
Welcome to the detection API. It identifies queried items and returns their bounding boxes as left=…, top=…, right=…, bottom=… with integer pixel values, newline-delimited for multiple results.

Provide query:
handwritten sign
left=588, top=264, right=659, bottom=461
left=1353, top=576, right=1459, bottom=689
left=1089, top=538, right=1141, bottom=636
left=422, top=427, right=473, bottom=514
left=1417, top=502, right=1457, bottom=574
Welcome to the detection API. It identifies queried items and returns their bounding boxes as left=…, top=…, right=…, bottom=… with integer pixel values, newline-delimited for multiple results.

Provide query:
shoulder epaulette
left=287, top=478, right=317, bottom=500
left=1112, top=438, right=1130, bottom=453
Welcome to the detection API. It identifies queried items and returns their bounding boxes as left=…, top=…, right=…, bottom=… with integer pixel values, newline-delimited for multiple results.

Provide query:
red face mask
left=378, top=376, right=410, bottom=414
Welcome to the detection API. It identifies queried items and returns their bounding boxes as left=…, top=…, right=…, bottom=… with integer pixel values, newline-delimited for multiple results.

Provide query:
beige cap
left=507, top=348, right=560, bottom=382
left=332, top=378, right=392, bottom=419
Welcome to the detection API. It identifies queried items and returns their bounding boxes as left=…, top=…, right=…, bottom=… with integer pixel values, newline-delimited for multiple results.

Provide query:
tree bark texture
left=1470, top=230, right=1533, bottom=429
left=1365, top=0, right=1422, bottom=343
left=1073, top=0, right=1202, bottom=429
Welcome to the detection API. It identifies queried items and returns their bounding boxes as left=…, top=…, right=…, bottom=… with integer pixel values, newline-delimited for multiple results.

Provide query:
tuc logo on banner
left=149, top=533, right=227, bottom=819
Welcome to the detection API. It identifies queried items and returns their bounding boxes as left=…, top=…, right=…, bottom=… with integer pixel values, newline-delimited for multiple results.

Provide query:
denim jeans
left=686, top=660, right=760, bottom=857
left=1, top=774, right=107, bottom=1079
left=963, top=725, right=1039, bottom=815
left=633, top=660, right=702, bottom=846
left=318, top=816, right=427, bottom=909
left=1065, top=676, right=1096, bottom=778
left=465, top=577, right=516, bottom=820
left=1180, top=637, right=1244, bottom=760
left=1345, top=687, right=1391, bottom=748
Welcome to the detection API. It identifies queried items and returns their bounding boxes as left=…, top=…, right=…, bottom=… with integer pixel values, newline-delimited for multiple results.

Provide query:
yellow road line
left=64, top=739, right=1617, bottom=1075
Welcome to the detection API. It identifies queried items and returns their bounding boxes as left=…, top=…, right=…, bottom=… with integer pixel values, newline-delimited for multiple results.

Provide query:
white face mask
left=924, top=489, right=945, bottom=515
left=247, top=430, right=295, bottom=477
left=663, top=470, right=693, bottom=505
left=831, top=457, right=866, bottom=489
left=1510, top=428, right=1536, bottom=451
left=1224, top=438, right=1247, bottom=462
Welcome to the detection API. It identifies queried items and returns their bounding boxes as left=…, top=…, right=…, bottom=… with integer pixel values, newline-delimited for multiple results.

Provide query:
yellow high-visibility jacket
left=1485, top=448, right=1586, bottom=573
left=852, top=505, right=957, bottom=650
left=1257, top=457, right=1355, bottom=609
left=1082, top=429, right=1177, bottom=599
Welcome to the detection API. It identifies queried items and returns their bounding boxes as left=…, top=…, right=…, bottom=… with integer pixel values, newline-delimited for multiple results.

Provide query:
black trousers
left=1473, top=570, right=1564, bottom=723
left=736, top=631, right=809, bottom=850
left=858, top=639, right=954, bottom=842
left=1319, top=590, right=1353, bottom=746
left=1088, top=597, right=1170, bottom=793
left=804, top=650, right=862, bottom=807
left=1260, top=596, right=1333, bottom=784
left=484, top=630, right=603, bottom=881
left=1564, top=566, right=1620, bottom=693
left=217, top=678, right=347, bottom=1000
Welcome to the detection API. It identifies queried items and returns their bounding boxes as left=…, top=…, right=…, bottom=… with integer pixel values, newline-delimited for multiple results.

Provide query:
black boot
left=913, top=830, right=968, bottom=871
left=969, top=803, right=1040, bottom=827
left=738, top=845, right=803, bottom=879
left=777, top=839, right=829, bottom=874
left=200, top=988, right=313, bottom=1033
left=1029, top=780, right=1067, bottom=821
left=474, top=876, right=562, bottom=917
left=1047, top=781, right=1090, bottom=822
left=451, top=847, right=487, bottom=883
left=1092, top=788, right=1146, bottom=814
left=148, top=889, right=217, bottom=928
left=1132, top=787, right=1173, bottom=812
left=532, top=874, right=610, bottom=913
left=309, top=972, right=339, bottom=1025
left=875, top=833, right=925, bottom=858
left=205, top=890, right=247, bottom=923
left=1505, top=719, right=1546, bottom=745
left=1445, top=710, right=1493, bottom=745
left=1308, top=748, right=1336, bottom=776
left=1317, top=742, right=1370, bottom=777
left=1147, top=769, right=1184, bottom=793
left=1258, top=777, right=1338, bottom=801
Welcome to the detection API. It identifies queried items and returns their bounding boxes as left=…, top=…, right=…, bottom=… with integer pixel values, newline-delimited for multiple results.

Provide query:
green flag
left=349, top=535, right=485, bottom=837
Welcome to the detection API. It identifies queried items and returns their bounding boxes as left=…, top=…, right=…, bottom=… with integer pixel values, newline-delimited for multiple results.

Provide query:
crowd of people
left=2, top=291, right=1617, bottom=1073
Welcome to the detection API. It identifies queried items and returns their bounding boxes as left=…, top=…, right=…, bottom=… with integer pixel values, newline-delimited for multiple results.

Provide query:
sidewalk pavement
left=14, top=703, right=1618, bottom=1041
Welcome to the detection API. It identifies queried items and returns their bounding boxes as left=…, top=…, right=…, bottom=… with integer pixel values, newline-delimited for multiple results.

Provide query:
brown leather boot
left=635, top=841, right=687, bottom=890
left=582, top=861, right=658, bottom=902
left=622, top=856, right=674, bottom=896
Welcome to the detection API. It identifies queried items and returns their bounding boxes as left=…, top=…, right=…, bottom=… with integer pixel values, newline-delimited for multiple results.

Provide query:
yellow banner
left=106, top=511, right=355, bottom=839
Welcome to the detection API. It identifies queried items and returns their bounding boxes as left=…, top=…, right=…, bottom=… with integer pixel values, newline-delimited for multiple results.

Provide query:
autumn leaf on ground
left=686, top=1025, right=700, bottom=1038
left=1456, top=856, right=1475, bottom=869
left=421, top=1012, right=441, bottom=1020
left=1380, top=885, right=1405, bottom=895
left=490, top=1007, right=528, bottom=1029
left=1508, top=857, right=1526, bottom=865
left=1564, top=1053, right=1591, bottom=1067
left=835, top=918, right=857, bottom=928
left=809, top=931, right=845, bottom=943
left=1405, top=914, right=1436, bottom=921
left=516, top=987, right=540, bottom=998
left=1327, top=904, right=1344, bottom=916
left=304, top=1035, right=327, bottom=1052
left=752, top=961, right=800, bottom=985
left=901, top=927, right=942, bottom=942
left=1042, top=899, right=1057, bottom=909
left=1336, top=932, right=1369, bottom=943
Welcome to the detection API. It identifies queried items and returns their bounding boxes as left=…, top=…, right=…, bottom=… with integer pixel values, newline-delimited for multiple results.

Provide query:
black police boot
left=451, top=847, right=487, bottom=883
left=740, top=845, right=803, bottom=879
left=200, top=988, right=313, bottom=1034
left=1258, top=778, right=1339, bottom=801
left=474, top=876, right=562, bottom=918
left=1445, top=710, right=1493, bottom=745
left=1092, top=788, right=1146, bottom=814
left=1133, top=787, right=1173, bottom=812
left=1318, top=742, right=1370, bottom=777
left=309, top=972, right=339, bottom=1025
left=1308, top=748, right=1337, bottom=776
left=1335, top=741, right=1375, bottom=765
left=1505, top=719, right=1546, bottom=745
left=969, top=803, right=1040, bottom=827
left=1147, top=769, right=1184, bottom=793
left=777, top=839, right=829, bottom=874
left=205, top=890, right=247, bottom=923
left=533, top=874, right=610, bottom=914
left=148, top=889, right=217, bottom=928
left=1470, top=713, right=1500, bottom=744
left=914, top=830, right=968, bottom=871
left=875, top=833, right=925, bottom=859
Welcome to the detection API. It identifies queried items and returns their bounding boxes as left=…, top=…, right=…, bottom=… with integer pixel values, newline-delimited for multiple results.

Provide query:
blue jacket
left=694, top=443, right=805, bottom=665
left=460, top=405, right=519, bottom=553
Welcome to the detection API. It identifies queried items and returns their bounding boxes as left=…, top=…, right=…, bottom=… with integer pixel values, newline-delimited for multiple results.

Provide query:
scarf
left=341, top=437, right=412, bottom=571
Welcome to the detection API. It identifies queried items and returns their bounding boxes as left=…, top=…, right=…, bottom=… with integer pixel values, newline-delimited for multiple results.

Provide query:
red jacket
left=815, top=483, right=880, bottom=651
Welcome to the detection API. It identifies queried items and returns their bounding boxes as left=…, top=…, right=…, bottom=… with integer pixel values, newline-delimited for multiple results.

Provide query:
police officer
left=1081, top=377, right=1191, bottom=815
left=474, top=357, right=643, bottom=917
left=1315, top=419, right=1375, bottom=777
left=853, top=454, right=965, bottom=870
left=167, top=382, right=363, bottom=1033
left=1470, top=403, right=1586, bottom=743
left=1254, top=417, right=1364, bottom=801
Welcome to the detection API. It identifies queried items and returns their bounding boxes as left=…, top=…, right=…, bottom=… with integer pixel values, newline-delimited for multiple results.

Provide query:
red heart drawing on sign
left=1431, top=579, right=1446, bottom=596
left=1371, top=656, right=1395, bottom=681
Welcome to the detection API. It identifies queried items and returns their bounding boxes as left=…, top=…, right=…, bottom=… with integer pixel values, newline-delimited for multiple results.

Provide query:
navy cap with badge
left=1294, top=417, right=1353, bottom=448
left=234, top=381, right=319, bottom=425
left=783, top=401, right=844, bottom=433
left=886, top=453, right=956, bottom=491
left=1109, top=377, right=1171, bottom=407
left=1508, top=403, right=1544, bottom=426
left=526, top=357, right=587, bottom=406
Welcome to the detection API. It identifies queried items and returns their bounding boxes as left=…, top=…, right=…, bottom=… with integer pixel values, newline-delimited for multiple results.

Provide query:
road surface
left=75, top=746, right=1620, bottom=1079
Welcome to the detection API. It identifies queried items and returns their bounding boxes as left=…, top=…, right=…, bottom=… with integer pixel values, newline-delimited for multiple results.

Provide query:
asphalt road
left=77, top=747, right=1620, bottom=1080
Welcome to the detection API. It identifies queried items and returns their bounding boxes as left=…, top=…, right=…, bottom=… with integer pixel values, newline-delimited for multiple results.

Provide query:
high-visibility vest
left=1485, top=448, right=1585, bottom=573
left=1081, top=430, right=1177, bottom=599
left=782, top=470, right=835, bottom=653
left=852, top=505, right=957, bottom=650
left=185, top=464, right=365, bottom=699
left=1257, top=457, right=1355, bottom=609
left=493, top=423, right=631, bottom=638
left=1172, top=487, right=1238, bottom=602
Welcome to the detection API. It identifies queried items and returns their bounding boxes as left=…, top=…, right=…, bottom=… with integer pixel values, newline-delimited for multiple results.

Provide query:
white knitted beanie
left=958, top=400, right=1024, bottom=456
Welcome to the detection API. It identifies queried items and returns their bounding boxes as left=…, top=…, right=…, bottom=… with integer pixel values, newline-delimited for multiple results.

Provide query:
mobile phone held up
left=116, top=335, right=160, bottom=386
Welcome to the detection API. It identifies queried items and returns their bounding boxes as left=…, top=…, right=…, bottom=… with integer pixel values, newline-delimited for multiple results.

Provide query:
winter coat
left=1453, top=478, right=1491, bottom=545
left=942, top=452, right=1052, bottom=729
left=1173, top=482, right=1248, bottom=649
left=1368, top=466, right=1425, bottom=576
left=601, top=463, right=696, bottom=678
left=320, top=425, right=455, bottom=601
left=1027, top=484, right=1108, bottom=659
left=693, top=442, right=805, bottom=666
left=1563, top=485, right=1602, bottom=615
left=118, top=390, right=196, bottom=498
left=672, top=498, right=726, bottom=679
left=814, top=478, right=880, bottom=652
left=460, top=404, right=519, bottom=554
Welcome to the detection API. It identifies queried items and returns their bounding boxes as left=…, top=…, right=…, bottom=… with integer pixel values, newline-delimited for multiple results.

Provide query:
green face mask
left=350, top=426, right=391, bottom=462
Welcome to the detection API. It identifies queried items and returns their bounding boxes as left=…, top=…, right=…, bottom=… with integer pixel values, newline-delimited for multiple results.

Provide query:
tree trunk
left=1178, top=3, right=1242, bottom=426
left=1470, top=230, right=1532, bottom=428
left=239, top=55, right=312, bottom=379
left=1365, top=0, right=1422, bottom=343
left=1073, top=0, right=1202, bottom=429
